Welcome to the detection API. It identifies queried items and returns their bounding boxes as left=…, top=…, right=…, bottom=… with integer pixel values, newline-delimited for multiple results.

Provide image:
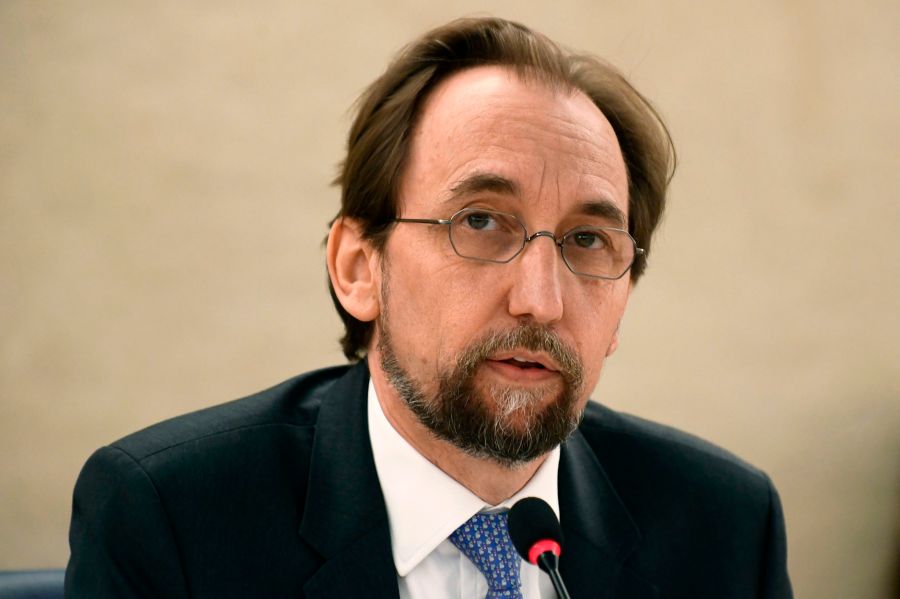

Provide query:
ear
left=605, top=322, right=622, bottom=357
left=326, top=217, right=381, bottom=323
left=605, top=280, right=633, bottom=357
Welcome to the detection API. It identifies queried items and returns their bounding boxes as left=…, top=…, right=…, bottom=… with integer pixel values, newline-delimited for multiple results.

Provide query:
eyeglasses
left=395, top=207, right=643, bottom=280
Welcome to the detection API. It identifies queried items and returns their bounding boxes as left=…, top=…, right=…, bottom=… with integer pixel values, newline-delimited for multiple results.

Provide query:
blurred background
left=1, top=1, right=898, bottom=597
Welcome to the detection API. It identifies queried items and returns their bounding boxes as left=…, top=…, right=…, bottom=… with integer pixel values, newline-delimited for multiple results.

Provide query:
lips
left=488, top=352, right=560, bottom=372
left=502, top=357, right=545, bottom=370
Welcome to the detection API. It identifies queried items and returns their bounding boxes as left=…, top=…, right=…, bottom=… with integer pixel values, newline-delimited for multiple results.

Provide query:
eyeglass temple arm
left=394, top=218, right=452, bottom=225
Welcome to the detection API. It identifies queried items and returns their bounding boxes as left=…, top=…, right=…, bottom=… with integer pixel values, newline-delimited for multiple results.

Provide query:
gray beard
left=378, top=321, right=585, bottom=469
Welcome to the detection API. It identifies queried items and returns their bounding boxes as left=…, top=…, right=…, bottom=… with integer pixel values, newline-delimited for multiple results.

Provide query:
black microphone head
left=508, top=497, right=564, bottom=564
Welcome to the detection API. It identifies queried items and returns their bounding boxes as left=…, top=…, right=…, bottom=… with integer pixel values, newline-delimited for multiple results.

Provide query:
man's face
left=371, top=66, right=631, bottom=465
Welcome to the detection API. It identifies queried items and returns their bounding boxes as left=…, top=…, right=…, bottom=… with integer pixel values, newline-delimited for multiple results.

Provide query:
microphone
left=508, top=497, right=571, bottom=599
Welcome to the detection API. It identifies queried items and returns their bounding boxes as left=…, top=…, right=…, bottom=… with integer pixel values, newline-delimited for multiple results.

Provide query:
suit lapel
left=298, top=362, right=400, bottom=599
left=559, top=430, right=658, bottom=598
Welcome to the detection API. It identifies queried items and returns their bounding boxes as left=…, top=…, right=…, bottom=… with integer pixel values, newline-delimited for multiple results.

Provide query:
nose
left=506, top=232, right=565, bottom=324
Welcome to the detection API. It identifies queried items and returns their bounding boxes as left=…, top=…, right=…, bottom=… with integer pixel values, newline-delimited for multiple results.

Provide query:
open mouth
left=499, top=357, right=547, bottom=370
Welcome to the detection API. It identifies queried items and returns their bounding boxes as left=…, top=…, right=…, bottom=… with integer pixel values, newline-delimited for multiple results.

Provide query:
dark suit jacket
left=65, top=362, right=792, bottom=598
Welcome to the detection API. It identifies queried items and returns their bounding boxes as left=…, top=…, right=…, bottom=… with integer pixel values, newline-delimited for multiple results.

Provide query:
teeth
left=512, top=357, right=530, bottom=363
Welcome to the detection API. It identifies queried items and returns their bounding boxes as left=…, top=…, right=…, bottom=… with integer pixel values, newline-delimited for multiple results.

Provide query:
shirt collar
left=367, top=379, right=560, bottom=576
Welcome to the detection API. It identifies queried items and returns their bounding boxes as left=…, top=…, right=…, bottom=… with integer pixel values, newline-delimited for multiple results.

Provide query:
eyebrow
left=446, top=173, right=520, bottom=202
left=578, top=199, right=627, bottom=228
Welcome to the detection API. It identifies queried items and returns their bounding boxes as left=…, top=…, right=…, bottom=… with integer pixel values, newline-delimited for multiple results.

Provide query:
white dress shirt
left=367, top=380, right=560, bottom=599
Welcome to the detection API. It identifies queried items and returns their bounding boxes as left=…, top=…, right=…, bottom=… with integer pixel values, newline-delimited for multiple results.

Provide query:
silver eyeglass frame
left=394, top=207, right=644, bottom=280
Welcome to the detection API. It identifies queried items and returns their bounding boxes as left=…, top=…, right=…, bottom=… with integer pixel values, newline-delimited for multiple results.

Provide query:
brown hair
left=330, top=17, right=675, bottom=361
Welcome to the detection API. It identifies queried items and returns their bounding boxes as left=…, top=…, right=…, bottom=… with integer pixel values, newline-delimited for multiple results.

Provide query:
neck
left=368, top=353, right=547, bottom=505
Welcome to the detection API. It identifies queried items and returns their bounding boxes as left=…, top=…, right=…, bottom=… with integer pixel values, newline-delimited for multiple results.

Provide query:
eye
left=463, top=211, right=497, bottom=231
left=569, top=230, right=609, bottom=249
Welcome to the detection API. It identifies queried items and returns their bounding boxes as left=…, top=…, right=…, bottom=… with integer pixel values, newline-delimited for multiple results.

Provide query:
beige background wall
left=2, top=2, right=898, bottom=597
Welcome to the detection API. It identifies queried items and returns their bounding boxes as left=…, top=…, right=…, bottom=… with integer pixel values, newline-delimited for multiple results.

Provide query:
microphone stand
left=537, top=552, right=571, bottom=599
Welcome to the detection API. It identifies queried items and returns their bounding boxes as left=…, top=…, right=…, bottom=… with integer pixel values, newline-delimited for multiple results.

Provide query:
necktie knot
left=449, top=511, right=523, bottom=599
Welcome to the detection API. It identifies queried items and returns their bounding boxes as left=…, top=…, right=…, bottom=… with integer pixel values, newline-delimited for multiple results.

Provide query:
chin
left=483, top=385, right=548, bottom=417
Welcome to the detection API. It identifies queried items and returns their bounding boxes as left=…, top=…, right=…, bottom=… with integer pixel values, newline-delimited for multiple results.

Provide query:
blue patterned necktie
left=449, top=511, right=524, bottom=599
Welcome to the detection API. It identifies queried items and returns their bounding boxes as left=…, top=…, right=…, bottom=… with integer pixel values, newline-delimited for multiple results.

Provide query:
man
left=66, top=17, right=792, bottom=598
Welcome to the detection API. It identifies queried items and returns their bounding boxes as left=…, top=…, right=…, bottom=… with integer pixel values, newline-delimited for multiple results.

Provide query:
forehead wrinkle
left=440, top=100, right=619, bottom=169
left=483, top=118, right=623, bottom=188
left=445, top=133, right=618, bottom=188
left=468, top=109, right=602, bottom=152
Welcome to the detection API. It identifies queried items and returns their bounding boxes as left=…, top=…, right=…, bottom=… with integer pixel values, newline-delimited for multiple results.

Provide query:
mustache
left=455, top=324, right=584, bottom=389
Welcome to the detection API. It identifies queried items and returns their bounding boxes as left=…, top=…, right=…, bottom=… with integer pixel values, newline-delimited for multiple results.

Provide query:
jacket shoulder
left=575, top=403, right=792, bottom=596
left=577, top=401, right=772, bottom=511
left=111, top=364, right=351, bottom=461
left=67, top=364, right=363, bottom=597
